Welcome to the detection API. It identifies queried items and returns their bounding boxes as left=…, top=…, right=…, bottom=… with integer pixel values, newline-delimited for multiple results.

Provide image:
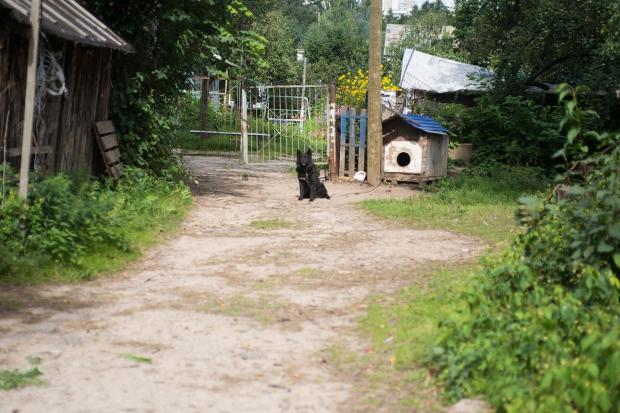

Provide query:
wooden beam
left=241, top=88, right=249, bottom=163
left=8, top=146, right=53, bottom=157
left=366, top=0, right=382, bottom=186
left=18, top=0, right=42, bottom=199
left=328, top=84, right=337, bottom=180
left=348, top=107, right=356, bottom=177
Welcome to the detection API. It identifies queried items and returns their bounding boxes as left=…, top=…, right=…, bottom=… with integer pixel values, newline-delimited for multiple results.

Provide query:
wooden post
left=199, top=75, right=210, bottom=141
left=359, top=109, right=367, bottom=173
left=348, top=107, right=356, bottom=177
left=241, top=88, right=249, bottom=163
left=366, top=0, right=382, bottom=186
left=328, top=84, right=337, bottom=179
left=339, top=108, right=347, bottom=178
left=18, top=0, right=42, bottom=199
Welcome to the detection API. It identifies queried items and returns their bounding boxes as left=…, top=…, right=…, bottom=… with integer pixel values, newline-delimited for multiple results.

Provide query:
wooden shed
left=0, top=0, right=132, bottom=175
left=382, top=113, right=449, bottom=182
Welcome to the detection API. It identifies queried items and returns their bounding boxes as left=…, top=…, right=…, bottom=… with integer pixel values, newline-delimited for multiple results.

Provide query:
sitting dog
left=296, top=149, right=330, bottom=202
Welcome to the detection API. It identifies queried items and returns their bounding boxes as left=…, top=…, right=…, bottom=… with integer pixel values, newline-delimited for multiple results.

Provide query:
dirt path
left=0, top=156, right=482, bottom=413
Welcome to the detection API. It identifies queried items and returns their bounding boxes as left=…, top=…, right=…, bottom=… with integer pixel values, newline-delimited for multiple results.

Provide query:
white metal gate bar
left=244, top=85, right=329, bottom=163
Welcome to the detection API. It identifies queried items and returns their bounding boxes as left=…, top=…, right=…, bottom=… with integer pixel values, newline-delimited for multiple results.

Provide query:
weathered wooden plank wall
left=0, top=24, right=113, bottom=176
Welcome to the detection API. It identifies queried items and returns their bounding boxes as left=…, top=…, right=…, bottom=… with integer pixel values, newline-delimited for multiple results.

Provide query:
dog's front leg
left=309, top=180, right=316, bottom=202
left=298, top=180, right=305, bottom=201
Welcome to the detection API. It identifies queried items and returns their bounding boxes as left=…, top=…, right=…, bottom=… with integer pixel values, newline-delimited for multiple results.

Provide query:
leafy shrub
left=428, top=88, right=620, bottom=412
left=418, top=96, right=565, bottom=169
left=0, top=167, right=190, bottom=281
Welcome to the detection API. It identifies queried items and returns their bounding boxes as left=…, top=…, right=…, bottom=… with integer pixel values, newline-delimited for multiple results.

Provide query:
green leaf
left=120, top=353, right=153, bottom=364
left=597, top=242, right=614, bottom=253
left=608, top=223, right=620, bottom=239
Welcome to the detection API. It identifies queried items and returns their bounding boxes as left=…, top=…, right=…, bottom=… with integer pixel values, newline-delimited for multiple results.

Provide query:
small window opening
left=397, top=152, right=411, bottom=167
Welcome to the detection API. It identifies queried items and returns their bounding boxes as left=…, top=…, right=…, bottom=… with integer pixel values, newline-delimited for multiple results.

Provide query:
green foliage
left=303, top=5, right=369, bottom=83
left=429, top=92, right=620, bottom=412
left=0, top=168, right=191, bottom=283
left=454, top=0, right=620, bottom=94
left=81, top=0, right=264, bottom=174
left=458, top=96, right=564, bottom=167
left=250, top=11, right=299, bottom=84
left=363, top=166, right=547, bottom=243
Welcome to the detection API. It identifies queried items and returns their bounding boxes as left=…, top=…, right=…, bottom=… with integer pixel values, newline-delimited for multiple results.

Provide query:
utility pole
left=18, top=0, right=42, bottom=199
left=366, top=0, right=382, bottom=186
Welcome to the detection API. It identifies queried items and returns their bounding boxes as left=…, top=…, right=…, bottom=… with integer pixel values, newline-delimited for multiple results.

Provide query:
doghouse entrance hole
left=397, top=152, right=411, bottom=167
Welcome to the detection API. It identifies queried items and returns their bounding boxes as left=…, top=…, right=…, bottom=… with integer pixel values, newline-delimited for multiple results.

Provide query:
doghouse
left=382, top=114, right=449, bottom=182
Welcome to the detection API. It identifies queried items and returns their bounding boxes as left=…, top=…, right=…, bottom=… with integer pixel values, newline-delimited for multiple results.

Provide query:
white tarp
left=399, top=49, right=494, bottom=94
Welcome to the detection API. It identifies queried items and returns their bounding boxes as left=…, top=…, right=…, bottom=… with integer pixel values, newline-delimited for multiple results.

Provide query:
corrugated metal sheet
left=1, top=0, right=132, bottom=52
left=387, top=113, right=449, bottom=135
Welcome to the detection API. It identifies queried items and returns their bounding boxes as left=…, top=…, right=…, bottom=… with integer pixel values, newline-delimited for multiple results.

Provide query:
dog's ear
left=306, top=148, right=312, bottom=158
left=296, top=149, right=302, bottom=158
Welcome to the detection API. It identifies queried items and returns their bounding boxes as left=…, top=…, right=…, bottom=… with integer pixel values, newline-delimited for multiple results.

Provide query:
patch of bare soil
left=0, top=156, right=483, bottom=413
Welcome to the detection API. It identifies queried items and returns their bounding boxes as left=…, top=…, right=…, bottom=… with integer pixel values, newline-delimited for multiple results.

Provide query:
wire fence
left=183, top=82, right=329, bottom=164
left=245, top=85, right=328, bottom=163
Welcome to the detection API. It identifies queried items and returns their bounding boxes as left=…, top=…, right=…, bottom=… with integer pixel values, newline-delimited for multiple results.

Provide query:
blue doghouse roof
left=386, top=113, right=449, bottom=135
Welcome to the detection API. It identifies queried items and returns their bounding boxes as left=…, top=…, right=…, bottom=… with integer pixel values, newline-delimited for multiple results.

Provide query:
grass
left=0, top=171, right=192, bottom=285
left=326, top=263, right=481, bottom=411
left=353, top=166, right=548, bottom=409
left=250, top=218, right=292, bottom=230
left=1, top=358, right=44, bottom=390
left=360, top=263, right=477, bottom=369
left=120, top=353, right=153, bottom=364
left=362, top=166, right=548, bottom=243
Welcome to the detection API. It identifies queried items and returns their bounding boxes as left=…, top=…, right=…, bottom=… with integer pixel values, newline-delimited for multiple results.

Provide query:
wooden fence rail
left=338, top=107, right=367, bottom=179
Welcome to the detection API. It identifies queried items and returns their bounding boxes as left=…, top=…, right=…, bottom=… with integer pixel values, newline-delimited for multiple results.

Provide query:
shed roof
left=400, top=50, right=492, bottom=94
left=385, top=113, right=449, bottom=136
left=1, top=0, right=132, bottom=52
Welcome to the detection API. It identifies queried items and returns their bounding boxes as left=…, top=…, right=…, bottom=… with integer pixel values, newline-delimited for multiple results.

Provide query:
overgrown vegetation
left=363, top=166, right=547, bottom=243
left=428, top=89, right=620, bottom=411
left=0, top=168, right=191, bottom=284
left=0, top=358, right=43, bottom=390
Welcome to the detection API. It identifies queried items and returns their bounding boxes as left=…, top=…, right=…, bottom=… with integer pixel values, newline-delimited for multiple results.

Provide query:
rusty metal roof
left=1, top=0, right=133, bottom=52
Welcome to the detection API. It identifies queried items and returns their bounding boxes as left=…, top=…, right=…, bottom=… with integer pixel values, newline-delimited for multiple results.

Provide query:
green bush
left=419, top=96, right=565, bottom=169
left=428, top=89, right=620, bottom=412
left=0, top=167, right=191, bottom=282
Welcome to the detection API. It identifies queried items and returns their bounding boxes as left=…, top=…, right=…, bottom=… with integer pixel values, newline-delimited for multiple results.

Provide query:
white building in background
left=382, top=0, right=415, bottom=15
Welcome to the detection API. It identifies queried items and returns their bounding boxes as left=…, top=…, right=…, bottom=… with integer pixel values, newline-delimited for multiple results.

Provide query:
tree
left=454, top=0, right=620, bottom=94
left=250, top=11, right=299, bottom=84
left=303, top=5, right=369, bottom=83
left=80, top=0, right=264, bottom=171
left=384, top=7, right=466, bottom=81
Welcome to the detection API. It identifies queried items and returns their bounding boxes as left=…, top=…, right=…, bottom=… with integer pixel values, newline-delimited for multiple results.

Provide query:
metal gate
left=244, top=85, right=329, bottom=163
left=194, top=83, right=329, bottom=164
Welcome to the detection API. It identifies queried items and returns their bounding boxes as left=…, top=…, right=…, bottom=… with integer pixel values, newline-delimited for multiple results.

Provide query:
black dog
left=296, top=149, right=330, bottom=202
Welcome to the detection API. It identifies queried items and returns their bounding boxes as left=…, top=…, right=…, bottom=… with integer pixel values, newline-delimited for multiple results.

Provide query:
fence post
left=241, top=88, right=249, bottom=164
left=328, top=84, right=337, bottom=180
left=359, top=109, right=367, bottom=173
left=348, top=107, right=356, bottom=177
left=339, top=108, right=347, bottom=178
